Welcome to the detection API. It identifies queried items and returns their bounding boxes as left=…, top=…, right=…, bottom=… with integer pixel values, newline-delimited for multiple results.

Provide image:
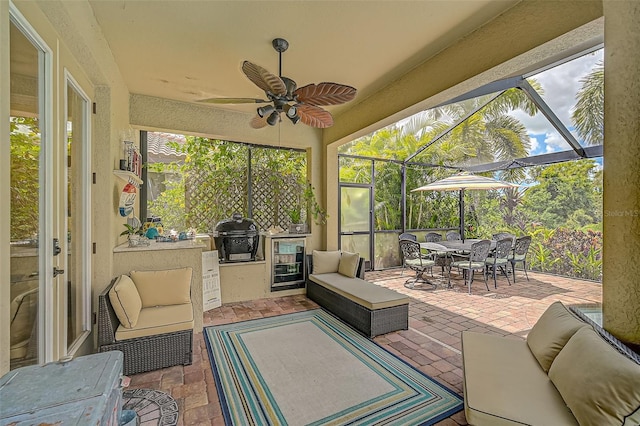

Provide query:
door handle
left=53, top=267, right=65, bottom=277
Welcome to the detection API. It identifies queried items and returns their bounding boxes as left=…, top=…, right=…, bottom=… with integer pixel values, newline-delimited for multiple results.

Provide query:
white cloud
left=529, top=136, right=539, bottom=152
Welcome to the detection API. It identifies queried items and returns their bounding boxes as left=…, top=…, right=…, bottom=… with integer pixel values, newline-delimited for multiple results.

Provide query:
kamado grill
left=213, top=213, right=260, bottom=263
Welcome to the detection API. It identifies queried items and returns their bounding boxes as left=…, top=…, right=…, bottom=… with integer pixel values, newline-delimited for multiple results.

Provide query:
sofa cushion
left=526, top=301, right=588, bottom=372
left=109, top=275, right=142, bottom=328
left=115, top=303, right=194, bottom=341
left=338, top=251, right=360, bottom=278
left=130, top=267, right=192, bottom=308
left=462, top=331, right=578, bottom=425
left=309, top=273, right=409, bottom=310
left=312, top=250, right=342, bottom=274
left=549, top=327, right=640, bottom=426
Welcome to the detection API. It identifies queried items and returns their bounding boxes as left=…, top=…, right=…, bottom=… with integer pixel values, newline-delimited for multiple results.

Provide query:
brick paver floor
left=128, top=269, right=602, bottom=425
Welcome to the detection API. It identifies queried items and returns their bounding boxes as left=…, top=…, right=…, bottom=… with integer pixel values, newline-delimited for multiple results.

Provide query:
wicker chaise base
left=98, top=330, right=193, bottom=376
left=98, top=279, right=193, bottom=376
left=307, top=279, right=408, bottom=338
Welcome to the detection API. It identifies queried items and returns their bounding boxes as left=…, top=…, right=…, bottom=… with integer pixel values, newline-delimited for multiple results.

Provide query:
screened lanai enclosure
left=142, top=47, right=603, bottom=282
left=338, top=47, right=603, bottom=281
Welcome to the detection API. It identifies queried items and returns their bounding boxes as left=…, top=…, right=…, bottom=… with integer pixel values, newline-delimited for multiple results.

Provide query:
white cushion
left=108, top=275, right=142, bottom=328
left=526, top=301, right=588, bottom=372
left=338, top=251, right=360, bottom=278
left=130, top=267, right=192, bottom=307
left=309, top=273, right=409, bottom=310
left=549, top=327, right=640, bottom=426
left=312, top=250, right=341, bottom=274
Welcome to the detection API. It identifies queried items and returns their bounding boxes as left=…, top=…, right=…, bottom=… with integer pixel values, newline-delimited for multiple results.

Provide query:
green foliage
left=147, top=136, right=320, bottom=232
left=520, top=160, right=600, bottom=229
left=119, top=223, right=144, bottom=236
left=10, top=117, right=40, bottom=240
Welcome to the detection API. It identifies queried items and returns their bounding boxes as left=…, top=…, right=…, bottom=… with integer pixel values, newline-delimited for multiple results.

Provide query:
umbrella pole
left=459, top=189, right=465, bottom=242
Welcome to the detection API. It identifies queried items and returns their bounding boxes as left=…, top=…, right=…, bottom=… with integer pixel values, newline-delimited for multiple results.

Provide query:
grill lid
left=213, top=212, right=258, bottom=236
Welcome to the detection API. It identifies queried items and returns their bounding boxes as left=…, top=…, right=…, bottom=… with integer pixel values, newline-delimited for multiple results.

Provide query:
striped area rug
left=204, top=309, right=463, bottom=425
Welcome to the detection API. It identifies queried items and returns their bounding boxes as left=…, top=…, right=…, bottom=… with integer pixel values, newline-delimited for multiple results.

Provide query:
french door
left=8, top=5, right=91, bottom=369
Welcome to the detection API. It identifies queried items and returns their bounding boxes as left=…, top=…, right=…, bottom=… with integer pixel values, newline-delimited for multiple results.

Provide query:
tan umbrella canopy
left=412, top=172, right=518, bottom=239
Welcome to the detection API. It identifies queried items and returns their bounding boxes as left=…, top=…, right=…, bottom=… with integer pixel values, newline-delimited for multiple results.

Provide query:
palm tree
left=571, top=60, right=604, bottom=145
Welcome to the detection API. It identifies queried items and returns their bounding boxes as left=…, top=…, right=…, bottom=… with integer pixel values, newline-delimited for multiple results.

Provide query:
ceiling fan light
left=267, top=110, right=280, bottom=126
left=288, top=114, right=300, bottom=125
left=285, top=104, right=297, bottom=118
left=257, top=105, right=275, bottom=118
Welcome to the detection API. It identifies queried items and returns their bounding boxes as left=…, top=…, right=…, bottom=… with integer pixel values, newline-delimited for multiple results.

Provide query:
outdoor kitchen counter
left=112, top=238, right=208, bottom=332
left=218, top=233, right=310, bottom=303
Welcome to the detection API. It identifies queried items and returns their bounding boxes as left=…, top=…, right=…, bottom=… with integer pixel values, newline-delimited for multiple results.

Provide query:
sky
left=510, top=48, right=604, bottom=156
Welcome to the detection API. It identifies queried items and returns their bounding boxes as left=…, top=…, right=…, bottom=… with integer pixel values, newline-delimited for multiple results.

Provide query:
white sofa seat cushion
left=115, top=303, right=194, bottom=341
left=462, top=331, right=578, bottom=425
left=309, top=273, right=409, bottom=310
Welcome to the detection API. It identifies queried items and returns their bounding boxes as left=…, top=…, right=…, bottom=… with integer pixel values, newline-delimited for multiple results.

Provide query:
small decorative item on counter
left=143, top=216, right=164, bottom=235
left=187, top=228, right=197, bottom=239
left=145, top=227, right=159, bottom=239
left=155, top=235, right=177, bottom=243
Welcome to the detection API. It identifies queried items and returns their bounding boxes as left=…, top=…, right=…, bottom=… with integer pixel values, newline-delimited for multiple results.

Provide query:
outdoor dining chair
left=485, top=237, right=513, bottom=288
left=446, top=231, right=462, bottom=241
left=509, top=235, right=532, bottom=282
left=425, top=232, right=443, bottom=242
left=399, top=239, right=437, bottom=289
left=398, top=233, right=418, bottom=276
left=492, top=232, right=516, bottom=245
left=450, top=239, right=492, bottom=294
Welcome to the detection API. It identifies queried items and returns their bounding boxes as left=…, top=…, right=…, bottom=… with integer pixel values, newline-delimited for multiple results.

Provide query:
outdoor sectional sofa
left=462, top=301, right=640, bottom=425
left=306, top=250, right=409, bottom=337
left=97, top=267, right=194, bottom=375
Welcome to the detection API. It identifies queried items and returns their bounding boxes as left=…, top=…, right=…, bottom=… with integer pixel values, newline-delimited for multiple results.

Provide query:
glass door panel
left=340, top=186, right=370, bottom=233
left=9, top=20, right=41, bottom=369
left=65, top=78, right=91, bottom=352
left=340, top=186, right=372, bottom=264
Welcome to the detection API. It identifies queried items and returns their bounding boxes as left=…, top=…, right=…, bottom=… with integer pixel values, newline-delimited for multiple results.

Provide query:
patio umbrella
left=411, top=172, right=518, bottom=240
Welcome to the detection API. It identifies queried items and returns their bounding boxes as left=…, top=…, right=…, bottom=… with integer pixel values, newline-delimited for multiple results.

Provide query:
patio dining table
left=420, top=240, right=498, bottom=288
left=436, top=238, right=497, bottom=252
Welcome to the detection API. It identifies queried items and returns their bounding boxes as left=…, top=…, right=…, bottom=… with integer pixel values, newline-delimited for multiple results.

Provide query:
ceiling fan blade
left=250, top=115, right=269, bottom=129
left=296, top=104, right=334, bottom=128
left=294, top=82, right=357, bottom=106
left=242, top=61, right=287, bottom=96
left=198, top=97, right=269, bottom=104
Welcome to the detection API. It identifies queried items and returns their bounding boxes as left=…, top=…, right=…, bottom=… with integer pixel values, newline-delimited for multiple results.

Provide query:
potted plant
left=120, top=223, right=146, bottom=247
left=287, top=206, right=306, bottom=234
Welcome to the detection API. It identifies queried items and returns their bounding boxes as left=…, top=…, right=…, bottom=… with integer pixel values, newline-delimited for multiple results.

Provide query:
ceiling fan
left=198, top=38, right=357, bottom=129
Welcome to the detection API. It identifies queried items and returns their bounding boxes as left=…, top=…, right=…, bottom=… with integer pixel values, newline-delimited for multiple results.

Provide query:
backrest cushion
left=526, top=301, right=588, bottom=372
left=338, top=251, right=360, bottom=278
left=130, top=267, right=193, bottom=307
left=548, top=327, right=640, bottom=426
left=312, top=250, right=342, bottom=274
left=108, top=275, right=142, bottom=328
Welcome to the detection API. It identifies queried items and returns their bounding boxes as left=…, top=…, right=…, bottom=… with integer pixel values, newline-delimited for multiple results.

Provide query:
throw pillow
left=130, top=267, right=193, bottom=307
left=548, top=327, right=640, bottom=426
left=108, top=275, right=142, bottom=328
left=526, top=301, right=588, bottom=372
left=338, top=251, right=360, bottom=278
left=312, top=250, right=342, bottom=274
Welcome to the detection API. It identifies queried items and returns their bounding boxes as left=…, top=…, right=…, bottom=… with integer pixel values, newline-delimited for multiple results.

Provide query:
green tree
left=572, top=60, right=604, bottom=145
left=521, top=160, right=600, bottom=229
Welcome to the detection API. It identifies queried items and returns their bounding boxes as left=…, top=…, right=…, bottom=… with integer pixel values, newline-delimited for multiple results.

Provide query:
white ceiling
left=87, top=0, right=520, bottom=118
